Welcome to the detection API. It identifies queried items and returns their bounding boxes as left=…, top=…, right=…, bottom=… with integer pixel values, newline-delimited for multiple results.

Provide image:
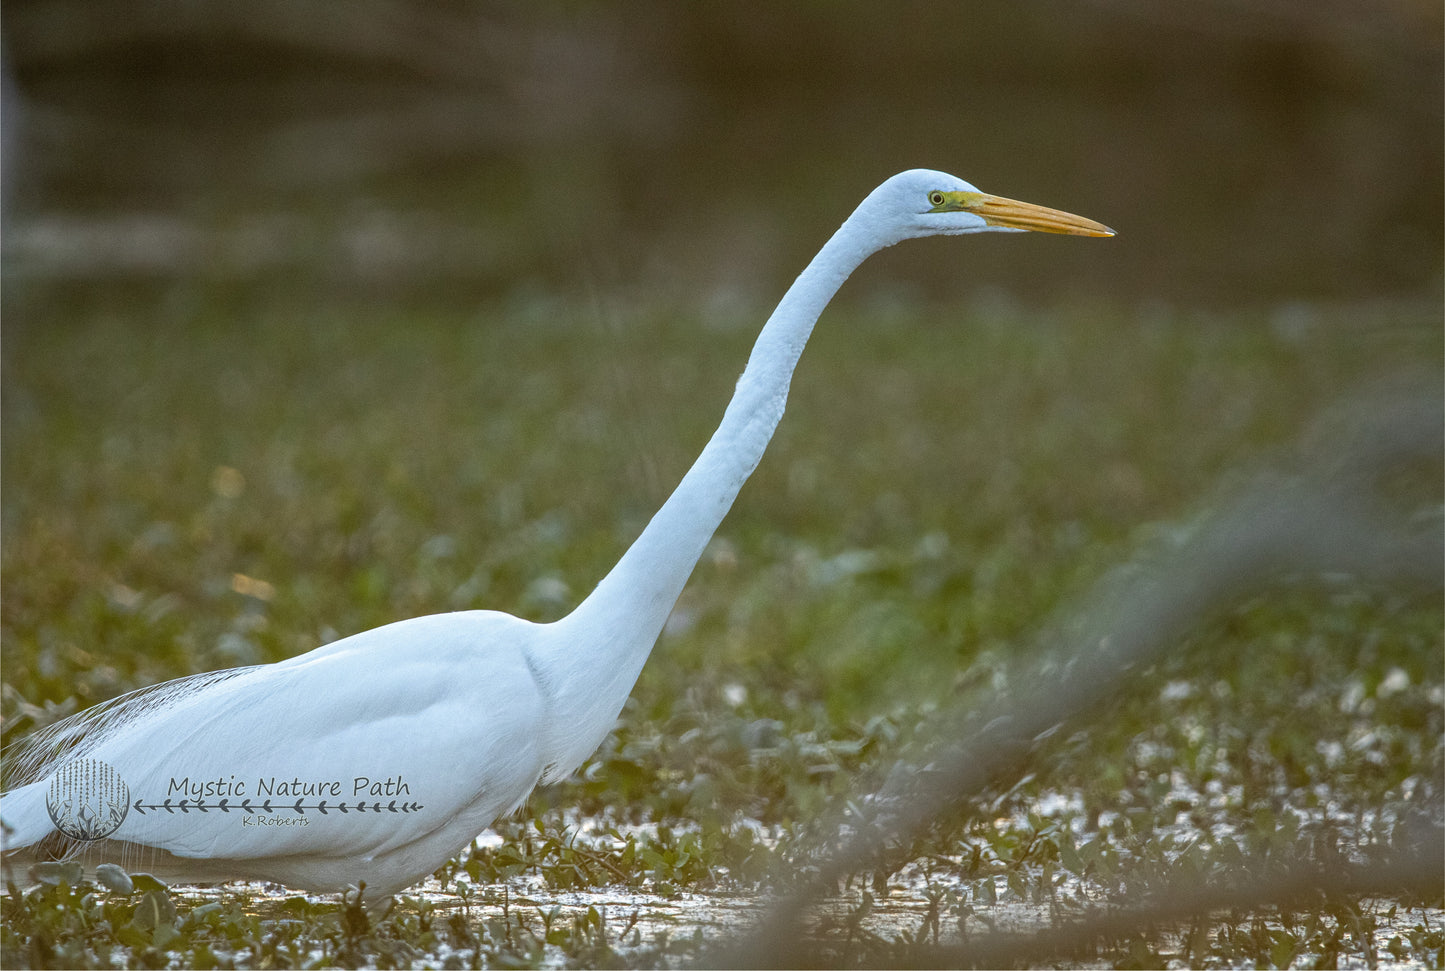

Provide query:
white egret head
left=857, top=168, right=1115, bottom=247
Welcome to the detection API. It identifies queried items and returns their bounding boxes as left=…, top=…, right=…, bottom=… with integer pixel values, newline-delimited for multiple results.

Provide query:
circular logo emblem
left=45, top=758, right=130, bottom=841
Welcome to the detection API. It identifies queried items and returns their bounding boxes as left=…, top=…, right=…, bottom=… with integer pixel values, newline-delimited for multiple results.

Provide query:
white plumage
left=1, top=170, right=1111, bottom=899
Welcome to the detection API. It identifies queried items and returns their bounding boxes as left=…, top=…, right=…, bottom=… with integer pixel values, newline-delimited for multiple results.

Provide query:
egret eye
left=928, top=191, right=946, bottom=208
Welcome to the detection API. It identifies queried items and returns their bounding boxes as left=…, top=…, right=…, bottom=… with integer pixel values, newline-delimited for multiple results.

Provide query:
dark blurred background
left=2, top=0, right=1441, bottom=308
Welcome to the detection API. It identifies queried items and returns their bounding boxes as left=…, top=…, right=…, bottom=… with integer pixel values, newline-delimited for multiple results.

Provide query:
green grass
left=2, top=285, right=1441, bottom=967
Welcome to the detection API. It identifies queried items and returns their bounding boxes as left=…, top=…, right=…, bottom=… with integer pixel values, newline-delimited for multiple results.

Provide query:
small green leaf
left=151, top=920, right=180, bottom=949
left=1058, top=837, right=1083, bottom=875
left=130, top=889, right=177, bottom=932
left=115, top=923, right=150, bottom=950
left=31, top=861, right=85, bottom=887
left=94, top=863, right=135, bottom=895
left=129, top=872, right=170, bottom=894
left=1271, top=931, right=1298, bottom=968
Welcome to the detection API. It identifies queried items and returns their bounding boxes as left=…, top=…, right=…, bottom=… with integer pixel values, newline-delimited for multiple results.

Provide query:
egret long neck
left=540, top=215, right=878, bottom=767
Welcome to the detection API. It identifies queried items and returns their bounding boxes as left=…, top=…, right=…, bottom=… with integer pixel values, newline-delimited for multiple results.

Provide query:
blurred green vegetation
left=2, top=1, right=1441, bottom=306
left=3, top=286, right=1438, bottom=744
left=2, top=285, right=1440, bottom=965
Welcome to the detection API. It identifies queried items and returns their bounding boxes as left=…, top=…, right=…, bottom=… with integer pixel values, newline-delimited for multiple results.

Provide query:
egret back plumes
left=1, top=170, right=1112, bottom=900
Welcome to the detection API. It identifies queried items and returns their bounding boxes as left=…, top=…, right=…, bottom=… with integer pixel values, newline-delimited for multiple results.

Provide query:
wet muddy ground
left=173, top=860, right=1442, bottom=969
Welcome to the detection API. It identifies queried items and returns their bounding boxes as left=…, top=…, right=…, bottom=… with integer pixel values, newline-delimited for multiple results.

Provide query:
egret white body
left=1, top=170, right=1112, bottom=899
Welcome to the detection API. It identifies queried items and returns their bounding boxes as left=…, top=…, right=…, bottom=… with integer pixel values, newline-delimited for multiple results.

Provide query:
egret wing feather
left=4, top=611, right=551, bottom=893
left=2, top=666, right=260, bottom=793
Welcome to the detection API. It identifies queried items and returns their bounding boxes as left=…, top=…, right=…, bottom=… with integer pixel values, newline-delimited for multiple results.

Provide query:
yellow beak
left=933, top=191, right=1115, bottom=237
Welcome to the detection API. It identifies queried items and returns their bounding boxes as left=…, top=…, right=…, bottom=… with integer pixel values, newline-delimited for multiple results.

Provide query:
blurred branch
left=710, top=381, right=1443, bottom=968
left=916, top=823, right=1442, bottom=969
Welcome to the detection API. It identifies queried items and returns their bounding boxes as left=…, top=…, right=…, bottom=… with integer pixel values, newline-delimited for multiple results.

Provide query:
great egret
left=1, top=170, right=1112, bottom=900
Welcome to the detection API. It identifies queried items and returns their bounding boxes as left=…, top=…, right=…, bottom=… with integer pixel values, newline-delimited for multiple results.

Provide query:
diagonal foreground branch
left=709, top=383, right=1443, bottom=969
left=918, top=823, right=1443, bottom=969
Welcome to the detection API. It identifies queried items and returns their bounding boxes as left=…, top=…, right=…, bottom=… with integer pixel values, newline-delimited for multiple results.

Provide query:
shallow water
left=174, top=860, right=1441, bottom=970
